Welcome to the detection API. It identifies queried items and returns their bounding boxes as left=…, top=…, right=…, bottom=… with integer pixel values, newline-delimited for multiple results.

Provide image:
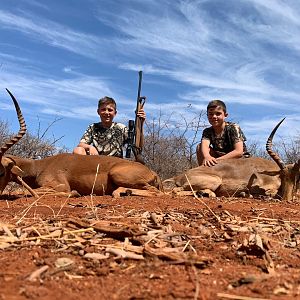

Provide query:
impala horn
left=0, top=89, right=27, bottom=156
left=266, top=118, right=286, bottom=170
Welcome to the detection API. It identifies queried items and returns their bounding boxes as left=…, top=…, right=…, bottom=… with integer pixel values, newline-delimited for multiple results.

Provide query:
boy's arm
left=201, top=139, right=218, bottom=167
left=216, top=141, right=244, bottom=161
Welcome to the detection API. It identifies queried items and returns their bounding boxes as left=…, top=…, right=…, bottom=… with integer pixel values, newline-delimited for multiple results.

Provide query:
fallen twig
left=27, top=265, right=49, bottom=282
left=106, top=247, right=144, bottom=260
left=185, top=174, right=221, bottom=222
left=67, top=217, right=143, bottom=239
left=217, top=293, right=270, bottom=300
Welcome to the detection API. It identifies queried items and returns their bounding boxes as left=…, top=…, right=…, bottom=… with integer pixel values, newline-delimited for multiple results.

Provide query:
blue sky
left=0, top=0, right=299, bottom=151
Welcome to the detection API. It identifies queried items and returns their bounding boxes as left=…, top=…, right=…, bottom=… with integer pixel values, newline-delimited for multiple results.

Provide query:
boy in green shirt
left=196, top=100, right=248, bottom=167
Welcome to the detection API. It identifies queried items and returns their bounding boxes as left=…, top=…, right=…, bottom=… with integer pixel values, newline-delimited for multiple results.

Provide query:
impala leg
left=18, top=178, right=81, bottom=198
left=177, top=173, right=222, bottom=195
left=28, top=187, right=81, bottom=198
left=112, top=186, right=162, bottom=198
left=35, top=174, right=81, bottom=197
left=109, top=165, right=160, bottom=192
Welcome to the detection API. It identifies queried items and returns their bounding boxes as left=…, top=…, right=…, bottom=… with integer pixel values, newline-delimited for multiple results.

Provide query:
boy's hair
left=207, top=99, right=227, bottom=113
left=98, top=96, right=117, bottom=110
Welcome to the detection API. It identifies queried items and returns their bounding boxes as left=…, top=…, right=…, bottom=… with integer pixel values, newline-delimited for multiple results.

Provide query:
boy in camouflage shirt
left=196, top=100, right=249, bottom=167
left=73, top=96, right=145, bottom=157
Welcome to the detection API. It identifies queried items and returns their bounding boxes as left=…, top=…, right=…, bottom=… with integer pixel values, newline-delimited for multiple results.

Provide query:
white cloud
left=0, top=9, right=111, bottom=62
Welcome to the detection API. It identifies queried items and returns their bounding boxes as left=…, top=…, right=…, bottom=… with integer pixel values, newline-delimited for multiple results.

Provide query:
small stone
left=54, top=257, right=74, bottom=268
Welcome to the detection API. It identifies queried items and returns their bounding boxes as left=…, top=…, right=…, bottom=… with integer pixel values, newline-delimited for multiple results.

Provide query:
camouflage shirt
left=80, top=122, right=128, bottom=157
left=201, top=122, right=248, bottom=156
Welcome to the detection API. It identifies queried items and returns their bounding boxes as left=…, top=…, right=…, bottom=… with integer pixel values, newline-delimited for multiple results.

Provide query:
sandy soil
left=1, top=194, right=300, bottom=300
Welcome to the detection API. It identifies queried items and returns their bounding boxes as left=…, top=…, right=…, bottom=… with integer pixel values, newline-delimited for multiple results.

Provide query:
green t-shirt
left=201, top=122, right=248, bottom=156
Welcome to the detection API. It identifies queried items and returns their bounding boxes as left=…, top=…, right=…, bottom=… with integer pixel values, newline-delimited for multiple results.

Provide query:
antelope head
left=0, top=89, right=26, bottom=193
left=266, top=118, right=300, bottom=200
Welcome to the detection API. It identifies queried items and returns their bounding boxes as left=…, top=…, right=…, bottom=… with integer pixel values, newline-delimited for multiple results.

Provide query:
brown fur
left=163, top=157, right=299, bottom=200
left=1, top=153, right=163, bottom=197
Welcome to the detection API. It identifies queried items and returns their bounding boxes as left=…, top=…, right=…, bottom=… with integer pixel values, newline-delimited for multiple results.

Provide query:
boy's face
left=207, top=106, right=228, bottom=128
left=97, top=103, right=117, bottom=127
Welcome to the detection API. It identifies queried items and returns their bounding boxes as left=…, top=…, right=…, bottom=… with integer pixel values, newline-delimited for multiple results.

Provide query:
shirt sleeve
left=79, top=124, right=93, bottom=145
left=201, top=127, right=212, bottom=141
left=230, top=123, right=247, bottom=144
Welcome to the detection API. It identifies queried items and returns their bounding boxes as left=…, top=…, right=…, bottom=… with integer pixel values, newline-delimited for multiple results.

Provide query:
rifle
left=125, top=71, right=146, bottom=164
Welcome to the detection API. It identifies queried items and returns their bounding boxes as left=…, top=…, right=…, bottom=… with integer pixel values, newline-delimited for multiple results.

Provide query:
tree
left=142, top=110, right=207, bottom=179
left=279, top=135, right=300, bottom=164
left=0, top=117, right=67, bottom=158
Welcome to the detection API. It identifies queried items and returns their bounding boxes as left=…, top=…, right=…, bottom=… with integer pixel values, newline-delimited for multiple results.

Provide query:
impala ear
left=11, top=165, right=24, bottom=177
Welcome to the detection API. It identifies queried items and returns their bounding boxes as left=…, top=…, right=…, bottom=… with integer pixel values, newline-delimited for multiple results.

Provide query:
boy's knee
left=73, top=147, right=87, bottom=155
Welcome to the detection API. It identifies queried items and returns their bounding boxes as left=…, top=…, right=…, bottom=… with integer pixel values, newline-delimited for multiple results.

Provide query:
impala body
left=1, top=153, right=161, bottom=196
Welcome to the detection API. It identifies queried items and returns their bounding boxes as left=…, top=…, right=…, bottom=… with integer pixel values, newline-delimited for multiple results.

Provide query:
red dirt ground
left=1, top=193, right=300, bottom=300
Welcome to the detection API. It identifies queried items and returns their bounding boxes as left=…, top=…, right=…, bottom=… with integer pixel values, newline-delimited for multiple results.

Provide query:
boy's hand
left=136, top=108, right=146, bottom=120
left=202, top=156, right=218, bottom=167
left=88, top=146, right=99, bottom=155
